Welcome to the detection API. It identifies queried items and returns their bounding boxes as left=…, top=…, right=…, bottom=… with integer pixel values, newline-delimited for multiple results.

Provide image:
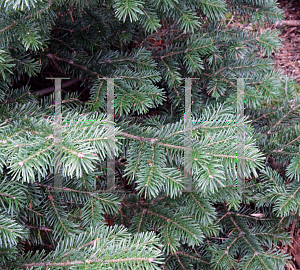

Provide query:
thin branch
left=45, top=53, right=100, bottom=76
left=0, top=0, right=52, bottom=34
left=18, top=257, right=155, bottom=268
left=32, top=78, right=81, bottom=96
left=47, top=189, right=70, bottom=235
left=25, top=225, right=53, bottom=231
left=0, top=192, right=16, bottom=199
left=267, top=104, right=300, bottom=135
left=281, top=20, right=300, bottom=26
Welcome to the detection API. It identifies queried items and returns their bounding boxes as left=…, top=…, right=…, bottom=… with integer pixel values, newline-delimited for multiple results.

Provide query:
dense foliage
left=0, top=0, right=300, bottom=269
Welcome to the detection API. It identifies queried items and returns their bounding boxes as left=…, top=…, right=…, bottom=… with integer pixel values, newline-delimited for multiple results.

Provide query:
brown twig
left=281, top=20, right=300, bottom=27
left=25, top=225, right=53, bottom=231
left=32, top=78, right=81, bottom=96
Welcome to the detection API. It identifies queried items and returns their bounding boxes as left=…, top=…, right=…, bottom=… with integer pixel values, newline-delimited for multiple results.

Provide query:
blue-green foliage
left=0, top=0, right=298, bottom=269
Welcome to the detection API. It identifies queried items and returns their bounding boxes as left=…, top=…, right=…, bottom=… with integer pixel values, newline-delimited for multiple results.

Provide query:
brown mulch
left=271, top=2, right=300, bottom=269
left=226, top=1, right=300, bottom=269
left=226, top=0, right=300, bottom=83
left=274, top=0, right=300, bottom=83
left=270, top=2, right=300, bottom=269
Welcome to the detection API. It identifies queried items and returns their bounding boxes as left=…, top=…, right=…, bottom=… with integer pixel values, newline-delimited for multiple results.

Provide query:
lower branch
left=15, top=257, right=155, bottom=269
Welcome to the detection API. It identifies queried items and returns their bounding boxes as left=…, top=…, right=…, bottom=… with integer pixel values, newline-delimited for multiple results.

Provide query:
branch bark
left=25, top=225, right=53, bottom=231
left=32, top=78, right=81, bottom=96
left=281, top=20, right=300, bottom=26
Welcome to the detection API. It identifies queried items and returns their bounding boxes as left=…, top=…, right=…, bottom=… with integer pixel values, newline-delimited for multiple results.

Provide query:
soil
left=275, top=0, right=300, bottom=83
left=227, top=1, right=300, bottom=268
left=271, top=1, right=300, bottom=268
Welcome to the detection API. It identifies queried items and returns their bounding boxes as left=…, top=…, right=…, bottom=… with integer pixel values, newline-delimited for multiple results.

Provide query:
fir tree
left=0, top=0, right=299, bottom=269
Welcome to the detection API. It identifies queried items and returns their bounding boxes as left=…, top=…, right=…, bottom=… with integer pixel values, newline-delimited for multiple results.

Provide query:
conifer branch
left=47, top=189, right=70, bottom=235
left=17, top=143, right=55, bottom=166
left=17, top=257, right=155, bottom=269
left=0, top=0, right=52, bottom=34
left=0, top=0, right=294, bottom=268
left=146, top=209, right=196, bottom=237
left=267, top=104, right=300, bottom=135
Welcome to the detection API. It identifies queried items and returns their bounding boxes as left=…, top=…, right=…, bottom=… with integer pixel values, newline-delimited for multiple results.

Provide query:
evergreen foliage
left=0, top=0, right=299, bottom=269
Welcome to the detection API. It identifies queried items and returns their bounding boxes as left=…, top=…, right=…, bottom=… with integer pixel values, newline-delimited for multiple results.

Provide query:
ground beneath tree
left=271, top=1, right=300, bottom=268
left=275, top=0, right=300, bottom=83
left=226, top=0, right=300, bottom=83
left=227, top=1, right=300, bottom=268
